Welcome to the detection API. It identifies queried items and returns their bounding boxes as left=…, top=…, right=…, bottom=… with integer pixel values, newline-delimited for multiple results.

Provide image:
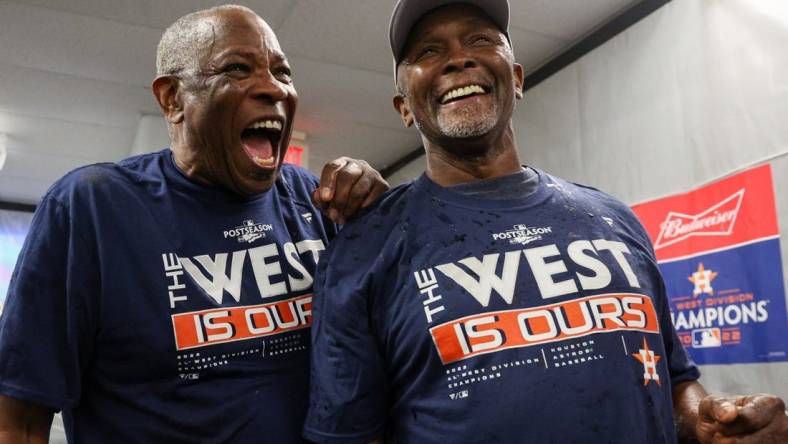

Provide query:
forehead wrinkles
left=423, top=19, right=488, bottom=42
left=397, top=15, right=510, bottom=92
left=203, top=16, right=283, bottom=65
left=410, top=5, right=499, bottom=44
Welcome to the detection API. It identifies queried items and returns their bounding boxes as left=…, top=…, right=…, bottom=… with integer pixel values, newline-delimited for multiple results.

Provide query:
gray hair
left=156, top=4, right=255, bottom=76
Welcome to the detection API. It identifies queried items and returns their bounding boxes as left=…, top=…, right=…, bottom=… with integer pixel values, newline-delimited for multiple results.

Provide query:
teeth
left=252, top=156, right=276, bottom=167
left=440, top=85, right=486, bottom=104
left=247, top=120, right=282, bottom=131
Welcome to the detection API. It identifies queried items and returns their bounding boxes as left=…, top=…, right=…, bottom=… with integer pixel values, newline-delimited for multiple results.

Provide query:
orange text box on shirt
left=172, top=294, right=312, bottom=350
left=430, top=293, right=659, bottom=364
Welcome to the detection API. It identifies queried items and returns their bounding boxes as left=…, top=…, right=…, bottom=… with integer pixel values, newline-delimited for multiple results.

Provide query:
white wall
left=386, top=152, right=426, bottom=186
left=516, top=0, right=788, bottom=399
left=130, top=114, right=170, bottom=156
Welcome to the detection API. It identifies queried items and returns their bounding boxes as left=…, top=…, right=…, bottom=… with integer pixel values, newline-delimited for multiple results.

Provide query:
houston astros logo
left=687, top=262, right=718, bottom=297
left=632, top=337, right=661, bottom=386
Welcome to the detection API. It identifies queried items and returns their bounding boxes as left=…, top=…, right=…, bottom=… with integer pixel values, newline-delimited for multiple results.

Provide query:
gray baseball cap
left=389, top=0, right=511, bottom=64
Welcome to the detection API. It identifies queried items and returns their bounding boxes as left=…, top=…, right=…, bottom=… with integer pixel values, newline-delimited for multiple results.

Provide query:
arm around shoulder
left=0, top=395, right=54, bottom=444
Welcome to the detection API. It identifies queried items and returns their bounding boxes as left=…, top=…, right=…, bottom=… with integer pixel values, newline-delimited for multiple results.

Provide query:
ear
left=152, top=76, right=184, bottom=124
left=513, top=63, right=524, bottom=100
left=393, top=94, right=414, bottom=128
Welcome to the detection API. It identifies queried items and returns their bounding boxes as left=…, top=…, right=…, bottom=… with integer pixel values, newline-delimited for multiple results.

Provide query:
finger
left=698, top=396, right=725, bottom=443
left=710, top=433, right=737, bottom=444
left=700, top=396, right=721, bottom=423
left=714, top=414, right=788, bottom=444
left=715, top=395, right=784, bottom=437
left=328, top=162, right=364, bottom=222
left=712, top=399, right=739, bottom=424
left=698, top=395, right=737, bottom=443
left=318, top=157, right=349, bottom=203
left=311, top=188, right=327, bottom=211
left=340, top=173, right=374, bottom=222
left=361, top=179, right=390, bottom=209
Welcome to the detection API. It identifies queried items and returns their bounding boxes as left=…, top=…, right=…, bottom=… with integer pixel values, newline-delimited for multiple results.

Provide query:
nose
left=248, top=69, right=289, bottom=103
left=442, top=44, right=477, bottom=75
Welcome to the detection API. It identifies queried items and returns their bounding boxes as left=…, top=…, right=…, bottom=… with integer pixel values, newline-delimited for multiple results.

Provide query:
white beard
left=436, top=100, right=498, bottom=138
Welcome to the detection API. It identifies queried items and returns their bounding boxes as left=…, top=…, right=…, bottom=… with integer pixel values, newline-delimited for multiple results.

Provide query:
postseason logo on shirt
left=492, top=224, right=552, bottom=246
left=224, top=219, right=274, bottom=243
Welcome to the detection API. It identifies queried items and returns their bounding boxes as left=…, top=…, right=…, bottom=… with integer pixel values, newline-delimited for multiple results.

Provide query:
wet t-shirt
left=304, top=170, right=699, bottom=443
left=0, top=150, right=337, bottom=443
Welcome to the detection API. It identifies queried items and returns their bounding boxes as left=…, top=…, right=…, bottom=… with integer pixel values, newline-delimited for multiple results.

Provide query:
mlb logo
left=513, top=224, right=528, bottom=231
left=692, top=328, right=722, bottom=348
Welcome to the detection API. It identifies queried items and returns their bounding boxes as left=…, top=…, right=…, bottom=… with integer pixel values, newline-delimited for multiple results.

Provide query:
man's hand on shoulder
left=313, top=157, right=389, bottom=225
left=695, top=394, right=788, bottom=444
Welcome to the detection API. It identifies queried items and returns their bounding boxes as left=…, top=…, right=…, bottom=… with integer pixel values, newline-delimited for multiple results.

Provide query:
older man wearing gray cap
left=303, top=0, right=788, bottom=443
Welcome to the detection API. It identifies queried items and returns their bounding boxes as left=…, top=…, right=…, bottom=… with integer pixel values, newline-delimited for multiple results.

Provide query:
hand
left=312, top=157, right=389, bottom=225
left=0, top=395, right=54, bottom=444
left=696, top=394, right=788, bottom=443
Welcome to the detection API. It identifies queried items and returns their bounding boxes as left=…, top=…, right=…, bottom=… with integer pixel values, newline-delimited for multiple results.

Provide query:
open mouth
left=439, top=84, right=489, bottom=104
left=240, top=119, right=283, bottom=169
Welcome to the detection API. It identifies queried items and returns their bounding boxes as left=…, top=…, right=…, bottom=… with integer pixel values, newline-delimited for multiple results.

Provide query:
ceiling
left=0, top=0, right=638, bottom=204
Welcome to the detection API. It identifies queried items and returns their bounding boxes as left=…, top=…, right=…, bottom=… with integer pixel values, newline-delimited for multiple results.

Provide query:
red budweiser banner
left=632, top=164, right=779, bottom=262
left=631, top=164, right=787, bottom=364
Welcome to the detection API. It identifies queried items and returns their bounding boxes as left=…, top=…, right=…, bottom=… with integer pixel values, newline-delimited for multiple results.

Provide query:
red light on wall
left=284, top=145, right=304, bottom=166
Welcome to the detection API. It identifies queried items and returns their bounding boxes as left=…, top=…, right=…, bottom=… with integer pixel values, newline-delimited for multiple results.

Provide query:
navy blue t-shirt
left=0, top=149, right=337, bottom=443
left=304, top=170, right=699, bottom=443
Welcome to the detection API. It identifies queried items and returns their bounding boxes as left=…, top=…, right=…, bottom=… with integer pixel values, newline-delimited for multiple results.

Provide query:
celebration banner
left=631, top=164, right=788, bottom=365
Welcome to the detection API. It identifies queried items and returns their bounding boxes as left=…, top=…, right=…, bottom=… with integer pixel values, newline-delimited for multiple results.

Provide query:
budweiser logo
left=654, top=189, right=744, bottom=250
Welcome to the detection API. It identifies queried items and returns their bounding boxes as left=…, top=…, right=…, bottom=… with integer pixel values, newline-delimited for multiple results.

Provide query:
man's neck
left=169, top=142, right=212, bottom=185
left=424, top=127, right=523, bottom=187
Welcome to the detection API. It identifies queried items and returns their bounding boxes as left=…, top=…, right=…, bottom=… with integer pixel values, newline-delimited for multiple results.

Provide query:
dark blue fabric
left=448, top=166, right=538, bottom=200
left=0, top=149, right=337, bottom=443
left=305, top=169, right=699, bottom=444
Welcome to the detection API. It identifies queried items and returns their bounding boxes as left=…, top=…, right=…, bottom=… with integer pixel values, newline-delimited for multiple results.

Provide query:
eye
left=224, top=63, right=251, bottom=74
left=414, top=46, right=439, bottom=61
left=470, top=35, right=494, bottom=45
left=273, top=66, right=292, bottom=82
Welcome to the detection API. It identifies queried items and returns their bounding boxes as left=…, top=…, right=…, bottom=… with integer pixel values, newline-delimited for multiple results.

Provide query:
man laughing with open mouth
left=156, top=6, right=300, bottom=196
left=0, top=5, right=388, bottom=443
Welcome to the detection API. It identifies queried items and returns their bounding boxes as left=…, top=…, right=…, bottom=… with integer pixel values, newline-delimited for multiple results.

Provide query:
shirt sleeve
left=655, top=273, right=701, bottom=385
left=0, top=193, right=99, bottom=409
left=280, top=164, right=340, bottom=241
left=624, top=205, right=701, bottom=386
left=303, top=236, right=387, bottom=443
